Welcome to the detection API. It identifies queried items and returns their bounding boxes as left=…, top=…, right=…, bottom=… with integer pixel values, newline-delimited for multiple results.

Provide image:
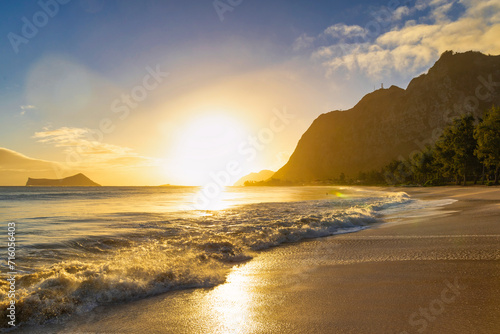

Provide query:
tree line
left=357, top=106, right=500, bottom=186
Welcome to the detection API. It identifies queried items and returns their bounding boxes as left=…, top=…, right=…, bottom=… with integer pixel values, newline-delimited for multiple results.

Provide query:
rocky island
left=26, top=173, right=101, bottom=186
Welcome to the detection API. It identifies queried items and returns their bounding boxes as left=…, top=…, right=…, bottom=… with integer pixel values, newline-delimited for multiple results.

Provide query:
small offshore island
left=25, top=173, right=101, bottom=186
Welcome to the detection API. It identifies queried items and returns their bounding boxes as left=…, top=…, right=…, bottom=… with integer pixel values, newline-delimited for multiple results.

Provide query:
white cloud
left=415, top=0, right=431, bottom=11
left=33, top=127, right=159, bottom=169
left=306, top=0, right=500, bottom=79
left=376, top=24, right=442, bottom=47
left=292, top=23, right=369, bottom=52
left=323, top=23, right=367, bottom=39
left=429, top=0, right=457, bottom=22
left=20, top=104, right=37, bottom=115
left=393, top=6, right=411, bottom=21
left=292, top=33, right=316, bottom=51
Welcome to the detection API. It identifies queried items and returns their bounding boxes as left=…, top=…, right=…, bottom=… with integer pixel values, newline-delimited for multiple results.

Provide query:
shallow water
left=0, top=186, right=413, bottom=328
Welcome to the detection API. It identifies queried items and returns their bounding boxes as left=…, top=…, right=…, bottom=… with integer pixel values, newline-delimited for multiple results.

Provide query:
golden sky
left=1, top=0, right=500, bottom=186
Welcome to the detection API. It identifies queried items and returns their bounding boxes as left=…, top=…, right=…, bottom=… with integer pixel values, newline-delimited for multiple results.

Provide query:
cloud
left=33, top=127, right=160, bottom=169
left=306, top=0, right=500, bottom=79
left=392, top=6, right=411, bottom=21
left=323, top=23, right=367, bottom=39
left=426, top=0, right=457, bottom=22
left=0, top=147, right=59, bottom=172
left=292, top=23, right=370, bottom=53
left=20, top=104, right=37, bottom=115
left=292, top=33, right=316, bottom=51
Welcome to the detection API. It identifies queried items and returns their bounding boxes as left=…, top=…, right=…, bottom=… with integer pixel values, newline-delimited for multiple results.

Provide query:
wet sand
left=20, top=186, right=500, bottom=333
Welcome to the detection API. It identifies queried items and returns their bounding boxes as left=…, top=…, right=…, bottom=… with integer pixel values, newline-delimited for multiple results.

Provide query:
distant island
left=234, top=170, right=275, bottom=186
left=26, top=173, right=101, bottom=186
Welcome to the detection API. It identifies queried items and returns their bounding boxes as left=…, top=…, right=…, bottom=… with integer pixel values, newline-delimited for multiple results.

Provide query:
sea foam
left=0, top=188, right=412, bottom=328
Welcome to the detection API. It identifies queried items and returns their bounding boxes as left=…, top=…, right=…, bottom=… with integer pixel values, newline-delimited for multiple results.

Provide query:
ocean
left=0, top=186, right=415, bottom=329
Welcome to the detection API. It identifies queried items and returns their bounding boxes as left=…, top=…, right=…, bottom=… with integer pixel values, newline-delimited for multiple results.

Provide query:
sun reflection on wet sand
left=196, top=264, right=262, bottom=334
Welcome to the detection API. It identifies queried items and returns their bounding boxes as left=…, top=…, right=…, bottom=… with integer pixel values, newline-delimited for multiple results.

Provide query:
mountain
left=0, top=147, right=57, bottom=170
left=26, top=173, right=101, bottom=186
left=234, top=170, right=275, bottom=186
left=273, top=51, right=500, bottom=183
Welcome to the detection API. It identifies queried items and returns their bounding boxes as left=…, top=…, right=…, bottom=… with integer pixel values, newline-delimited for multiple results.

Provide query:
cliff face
left=26, top=173, right=101, bottom=186
left=273, top=51, right=500, bottom=182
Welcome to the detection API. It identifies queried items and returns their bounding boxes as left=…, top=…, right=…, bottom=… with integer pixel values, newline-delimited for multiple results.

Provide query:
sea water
left=0, top=186, right=412, bottom=328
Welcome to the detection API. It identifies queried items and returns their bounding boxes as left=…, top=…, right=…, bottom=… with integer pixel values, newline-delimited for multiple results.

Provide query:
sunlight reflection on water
left=197, top=265, right=258, bottom=333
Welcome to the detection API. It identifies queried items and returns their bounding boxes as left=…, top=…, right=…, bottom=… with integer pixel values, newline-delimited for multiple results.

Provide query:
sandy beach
left=19, top=186, right=500, bottom=334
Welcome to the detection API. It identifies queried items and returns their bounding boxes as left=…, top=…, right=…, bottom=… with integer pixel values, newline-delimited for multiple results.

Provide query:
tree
left=434, top=126, right=459, bottom=184
left=410, top=146, right=436, bottom=185
left=339, top=172, right=346, bottom=183
left=475, top=106, right=500, bottom=184
left=383, top=159, right=413, bottom=185
left=434, top=114, right=478, bottom=185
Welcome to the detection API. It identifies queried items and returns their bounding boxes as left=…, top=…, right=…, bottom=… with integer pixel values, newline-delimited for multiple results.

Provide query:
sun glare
left=168, top=112, right=249, bottom=185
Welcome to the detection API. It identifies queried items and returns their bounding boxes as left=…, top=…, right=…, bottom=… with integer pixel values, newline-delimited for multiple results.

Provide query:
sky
left=1, top=0, right=499, bottom=186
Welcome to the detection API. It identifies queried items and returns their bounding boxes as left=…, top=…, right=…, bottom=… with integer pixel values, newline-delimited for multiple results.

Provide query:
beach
left=15, top=186, right=500, bottom=333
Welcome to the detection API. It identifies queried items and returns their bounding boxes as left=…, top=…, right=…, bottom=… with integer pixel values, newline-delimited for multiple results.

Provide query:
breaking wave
left=0, top=190, right=411, bottom=328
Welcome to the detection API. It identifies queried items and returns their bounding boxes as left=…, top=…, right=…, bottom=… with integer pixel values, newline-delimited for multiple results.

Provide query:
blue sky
left=0, top=1, right=409, bottom=85
left=1, top=0, right=499, bottom=185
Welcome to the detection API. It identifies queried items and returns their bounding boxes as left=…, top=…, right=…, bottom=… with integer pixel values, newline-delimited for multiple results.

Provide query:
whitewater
left=0, top=186, right=416, bottom=328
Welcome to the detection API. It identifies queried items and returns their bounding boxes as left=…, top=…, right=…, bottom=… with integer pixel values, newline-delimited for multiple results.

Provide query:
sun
left=166, top=112, right=249, bottom=185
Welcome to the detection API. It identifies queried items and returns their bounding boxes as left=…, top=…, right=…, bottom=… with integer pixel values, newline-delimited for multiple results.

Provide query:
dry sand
left=20, top=186, right=500, bottom=334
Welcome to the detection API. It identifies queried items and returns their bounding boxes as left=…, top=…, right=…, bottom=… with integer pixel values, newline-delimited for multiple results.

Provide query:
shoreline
left=16, top=186, right=500, bottom=333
